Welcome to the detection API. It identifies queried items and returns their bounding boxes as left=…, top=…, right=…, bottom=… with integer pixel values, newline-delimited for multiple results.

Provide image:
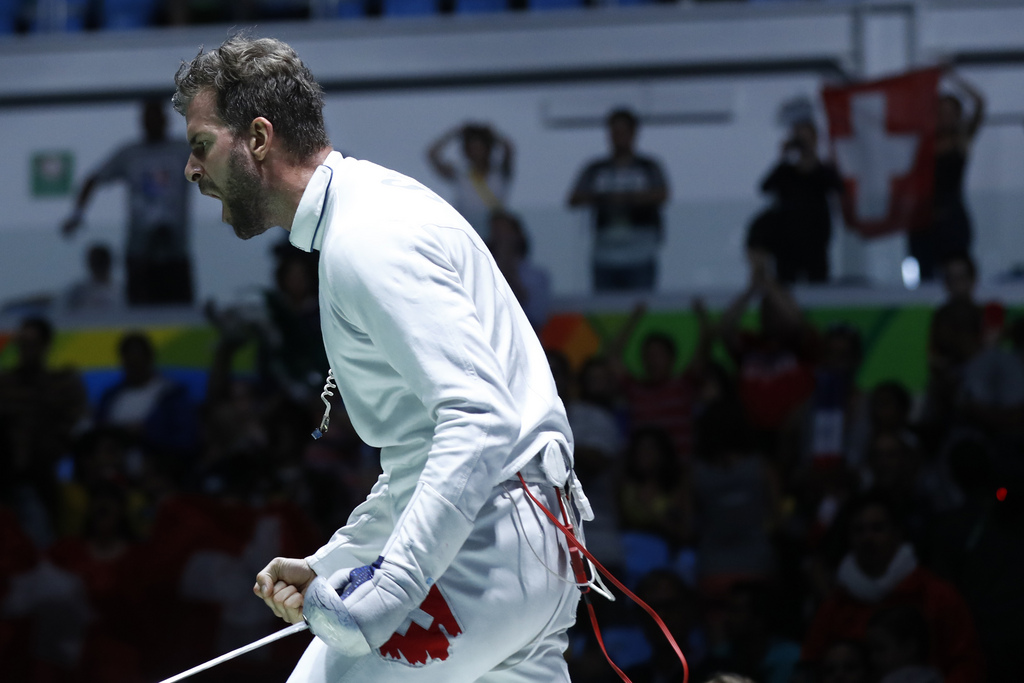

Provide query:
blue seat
left=455, top=0, right=505, bottom=13
left=31, top=0, right=88, bottom=31
left=529, top=0, right=584, bottom=10
left=619, top=531, right=672, bottom=589
left=0, top=0, right=20, bottom=33
left=101, top=0, right=157, bottom=29
left=382, top=0, right=436, bottom=15
left=336, top=0, right=363, bottom=17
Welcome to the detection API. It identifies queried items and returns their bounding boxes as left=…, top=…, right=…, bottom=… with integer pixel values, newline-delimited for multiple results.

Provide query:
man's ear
left=250, top=117, right=273, bottom=161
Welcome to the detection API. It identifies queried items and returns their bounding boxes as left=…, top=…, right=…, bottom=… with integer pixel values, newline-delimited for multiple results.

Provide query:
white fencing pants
left=287, top=480, right=581, bottom=683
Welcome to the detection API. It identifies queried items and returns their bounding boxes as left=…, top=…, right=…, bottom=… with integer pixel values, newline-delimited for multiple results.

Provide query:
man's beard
left=224, top=146, right=271, bottom=240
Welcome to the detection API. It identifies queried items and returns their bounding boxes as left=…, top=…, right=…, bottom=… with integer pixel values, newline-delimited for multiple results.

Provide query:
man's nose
left=185, top=155, right=203, bottom=183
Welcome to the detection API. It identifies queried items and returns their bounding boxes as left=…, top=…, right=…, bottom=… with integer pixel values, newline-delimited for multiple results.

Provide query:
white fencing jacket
left=288, top=151, right=576, bottom=647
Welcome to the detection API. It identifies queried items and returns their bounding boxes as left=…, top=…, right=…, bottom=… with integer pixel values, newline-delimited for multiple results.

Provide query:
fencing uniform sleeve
left=318, top=223, right=522, bottom=647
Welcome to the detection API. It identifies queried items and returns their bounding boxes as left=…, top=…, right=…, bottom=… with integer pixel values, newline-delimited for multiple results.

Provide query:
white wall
left=2, top=1, right=1024, bottom=306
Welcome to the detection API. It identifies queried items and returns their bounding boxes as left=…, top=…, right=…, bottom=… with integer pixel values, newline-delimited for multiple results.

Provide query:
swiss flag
left=823, top=67, right=943, bottom=238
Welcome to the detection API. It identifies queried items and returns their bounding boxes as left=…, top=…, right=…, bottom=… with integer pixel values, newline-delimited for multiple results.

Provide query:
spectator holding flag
left=909, top=70, right=985, bottom=281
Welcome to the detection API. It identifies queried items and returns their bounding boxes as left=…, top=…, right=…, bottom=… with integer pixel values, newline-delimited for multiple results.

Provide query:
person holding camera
left=751, top=120, right=843, bottom=285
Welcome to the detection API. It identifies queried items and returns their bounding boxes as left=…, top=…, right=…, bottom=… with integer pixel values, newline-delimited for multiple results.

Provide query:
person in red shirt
left=720, top=255, right=817, bottom=465
left=608, top=299, right=715, bottom=462
left=46, top=481, right=146, bottom=683
left=802, top=494, right=985, bottom=683
left=0, top=504, right=37, bottom=682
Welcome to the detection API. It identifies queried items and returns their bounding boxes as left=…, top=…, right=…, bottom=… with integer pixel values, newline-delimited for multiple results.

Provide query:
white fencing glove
left=308, top=482, right=473, bottom=650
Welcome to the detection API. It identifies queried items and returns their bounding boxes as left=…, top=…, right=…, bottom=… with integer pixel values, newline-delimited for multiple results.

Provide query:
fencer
left=174, top=34, right=588, bottom=683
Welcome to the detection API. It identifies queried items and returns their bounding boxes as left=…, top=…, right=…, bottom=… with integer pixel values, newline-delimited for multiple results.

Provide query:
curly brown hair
left=173, top=34, right=330, bottom=161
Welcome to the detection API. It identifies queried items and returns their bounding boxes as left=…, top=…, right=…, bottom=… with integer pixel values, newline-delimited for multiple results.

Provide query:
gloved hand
left=303, top=564, right=375, bottom=657
left=306, top=483, right=474, bottom=650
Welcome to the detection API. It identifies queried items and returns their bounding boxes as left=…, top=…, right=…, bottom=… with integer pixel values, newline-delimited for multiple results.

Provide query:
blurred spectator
left=427, top=122, right=514, bottom=239
left=94, top=331, right=199, bottom=469
left=909, top=71, right=985, bottom=281
left=61, top=242, right=124, bottom=313
left=46, top=481, right=147, bottom=682
left=805, top=324, right=865, bottom=470
left=176, top=455, right=320, bottom=671
left=920, top=299, right=1024, bottom=455
left=56, top=427, right=141, bottom=538
left=545, top=348, right=572, bottom=403
left=203, top=349, right=273, bottom=473
left=720, top=255, right=817, bottom=467
left=259, top=246, right=329, bottom=403
left=487, top=210, right=551, bottom=331
left=1, top=555, right=93, bottom=680
left=62, top=98, right=194, bottom=306
left=802, top=494, right=985, bottom=683
left=689, top=398, right=780, bottom=596
left=928, top=438, right=1024, bottom=682
left=562, top=355, right=628, bottom=568
left=819, top=640, right=870, bottom=683
left=567, top=356, right=629, bottom=465
left=749, top=119, right=842, bottom=284
left=0, top=503, right=38, bottom=682
left=797, top=324, right=867, bottom=543
left=299, top=397, right=380, bottom=538
left=860, top=381, right=913, bottom=450
left=699, top=581, right=801, bottom=683
left=125, top=455, right=317, bottom=681
left=568, top=108, right=669, bottom=292
left=865, top=605, right=943, bottom=683
left=957, top=306, right=1024, bottom=442
left=617, top=426, right=687, bottom=547
left=806, top=379, right=915, bottom=557
left=0, top=316, right=88, bottom=539
left=941, top=253, right=978, bottom=305
left=609, top=300, right=713, bottom=462
left=206, top=242, right=328, bottom=406
left=862, top=430, right=947, bottom=544
left=623, top=569, right=703, bottom=683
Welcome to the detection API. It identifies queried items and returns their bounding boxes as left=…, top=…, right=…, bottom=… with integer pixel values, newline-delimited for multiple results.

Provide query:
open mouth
left=199, top=182, right=221, bottom=200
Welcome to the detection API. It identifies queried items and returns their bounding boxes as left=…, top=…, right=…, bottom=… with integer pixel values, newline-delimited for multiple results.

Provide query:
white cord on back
left=502, top=481, right=614, bottom=602
left=502, top=483, right=578, bottom=588
left=311, top=369, right=337, bottom=440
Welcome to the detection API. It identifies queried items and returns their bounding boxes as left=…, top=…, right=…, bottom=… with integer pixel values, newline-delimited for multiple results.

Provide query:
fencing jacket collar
left=289, top=151, right=341, bottom=253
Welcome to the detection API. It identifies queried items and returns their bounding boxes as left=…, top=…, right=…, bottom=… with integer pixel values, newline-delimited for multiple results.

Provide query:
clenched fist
left=254, top=557, right=316, bottom=624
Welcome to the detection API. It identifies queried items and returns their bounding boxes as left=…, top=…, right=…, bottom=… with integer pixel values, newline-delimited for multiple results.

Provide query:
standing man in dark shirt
left=758, top=120, right=843, bottom=284
left=568, top=108, right=669, bottom=292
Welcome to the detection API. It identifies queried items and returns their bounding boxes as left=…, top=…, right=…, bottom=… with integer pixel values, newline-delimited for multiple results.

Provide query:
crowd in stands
left=45, top=68, right=982, bottom=320
left=2, top=227, right=1021, bottom=681
left=0, top=55, right=1007, bottom=683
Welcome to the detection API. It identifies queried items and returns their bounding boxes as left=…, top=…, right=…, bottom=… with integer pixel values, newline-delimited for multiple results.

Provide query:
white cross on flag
left=822, top=67, right=942, bottom=238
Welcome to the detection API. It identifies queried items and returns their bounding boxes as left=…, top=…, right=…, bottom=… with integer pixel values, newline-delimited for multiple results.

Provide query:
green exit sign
left=31, top=151, right=74, bottom=197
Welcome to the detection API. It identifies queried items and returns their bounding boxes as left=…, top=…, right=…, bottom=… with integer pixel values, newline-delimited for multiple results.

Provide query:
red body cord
left=517, top=473, right=689, bottom=683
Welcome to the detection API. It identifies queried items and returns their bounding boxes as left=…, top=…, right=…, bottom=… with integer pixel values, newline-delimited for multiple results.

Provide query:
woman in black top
left=909, top=71, right=986, bottom=281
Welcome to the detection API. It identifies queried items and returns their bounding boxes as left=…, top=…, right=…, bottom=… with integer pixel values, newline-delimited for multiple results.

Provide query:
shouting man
left=174, top=34, right=584, bottom=683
